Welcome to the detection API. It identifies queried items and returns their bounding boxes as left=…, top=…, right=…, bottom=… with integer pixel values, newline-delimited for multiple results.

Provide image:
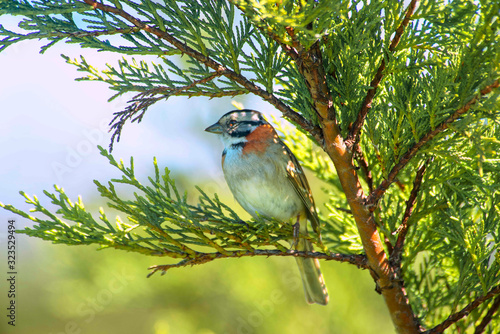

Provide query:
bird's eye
left=228, top=120, right=237, bottom=127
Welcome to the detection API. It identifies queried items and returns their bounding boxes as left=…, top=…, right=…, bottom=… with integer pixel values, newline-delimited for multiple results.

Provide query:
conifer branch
left=148, top=250, right=368, bottom=277
left=367, top=79, right=500, bottom=208
left=390, top=160, right=428, bottom=266
left=80, top=0, right=318, bottom=144
left=2, top=2, right=499, bottom=332
left=52, top=26, right=141, bottom=39
left=424, top=285, right=500, bottom=334
left=347, top=0, right=419, bottom=149
left=287, top=15, right=422, bottom=333
left=3, top=146, right=370, bottom=285
left=108, top=70, right=246, bottom=150
left=474, top=295, right=500, bottom=334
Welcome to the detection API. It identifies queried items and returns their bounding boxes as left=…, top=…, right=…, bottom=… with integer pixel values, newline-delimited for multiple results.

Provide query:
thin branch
left=156, top=70, right=227, bottom=95
left=347, top=0, right=419, bottom=149
left=51, top=26, right=141, bottom=38
left=109, top=89, right=247, bottom=150
left=281, top=23, right=337, bottom=123
left=336, top=207, right=353, bottom=214
left=367, top=79, right=500, bottom=208
left=147, top=249, right=368, bottom=277
left=296, top=38, right=337, bottom=122
left=108, top=70, right=246, bottom=150
left=136, top=88, right=247, bottom=99
left=424, top=285, right=500, bottom=334
left=390, top=159, right=428, bottom=265
left=474, top=295, right=500, bottom=334
left=81, top=0, right=321, bottom=143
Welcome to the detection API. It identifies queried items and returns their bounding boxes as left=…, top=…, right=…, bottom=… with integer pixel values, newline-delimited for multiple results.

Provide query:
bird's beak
left=205, top=122, right=223, bottom=134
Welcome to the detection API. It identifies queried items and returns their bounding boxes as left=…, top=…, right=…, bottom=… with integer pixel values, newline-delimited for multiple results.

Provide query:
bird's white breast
left=222, top=145, right=304, bottom=221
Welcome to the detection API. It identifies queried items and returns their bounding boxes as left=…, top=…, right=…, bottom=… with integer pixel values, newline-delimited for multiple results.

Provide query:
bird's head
left=205, top=109, right=269, bottom=147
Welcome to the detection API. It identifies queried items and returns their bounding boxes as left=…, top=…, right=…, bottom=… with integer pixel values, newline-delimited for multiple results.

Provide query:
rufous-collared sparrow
left=205, top=109, right=329, bottom=305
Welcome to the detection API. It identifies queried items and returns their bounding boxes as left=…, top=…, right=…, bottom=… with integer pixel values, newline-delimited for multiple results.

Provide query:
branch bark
left=354, top=145, right=374, bottom=193
left=288, top=22, right=421, bottom=334
left=390, top=160, right=428, bottom=265
left=147, top=249, right=368, bottom=277
left=474, top=295, right=500, bottom=334
left=424, top=285, right=500, bottom=334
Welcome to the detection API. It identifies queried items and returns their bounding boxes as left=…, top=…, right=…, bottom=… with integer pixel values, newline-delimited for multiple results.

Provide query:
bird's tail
left=295, top=237, right=329, bottom=305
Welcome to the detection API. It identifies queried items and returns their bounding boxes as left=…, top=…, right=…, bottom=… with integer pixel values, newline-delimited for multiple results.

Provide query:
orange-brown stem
left=296, top=40, right=421, bottom=334
left=322, top=120, right=421, bottom=334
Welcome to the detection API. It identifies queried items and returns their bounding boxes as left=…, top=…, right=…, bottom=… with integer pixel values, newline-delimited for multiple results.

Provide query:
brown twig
left=474, top=295, right=500, bottom=334
left=336, top=207, right=353, bottom=214
left=367, top=79, right=500, bottom=208
left=158, top=70, right=227, bottom=95
left=390, top=160, right=428, bottom=266
left=282, top=22, right=336, bottom=123
left=108, top=71, right=247, bottom=150
left=147, top=249, right=368, bottom=277
left=347, top=0, right=419, bottom=149
left=424, top=285, right=500, bottom=334
left=81, top=0, right=321, bottom=143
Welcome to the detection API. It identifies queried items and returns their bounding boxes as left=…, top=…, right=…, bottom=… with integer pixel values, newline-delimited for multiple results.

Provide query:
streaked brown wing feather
left=282, top=143, right=321, bottom=238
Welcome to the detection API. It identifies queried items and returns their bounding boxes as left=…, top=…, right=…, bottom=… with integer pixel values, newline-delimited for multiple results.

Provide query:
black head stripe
left=221, top=109, right=264, bottom=120
left=221, top=109, right=267, bottom=124
left=240, top=120, right=265, bottom=126
left=218, top=109, right=268, bottom=138
left=229, top=129, right=252, bottom=137
left=227, top=120, right=265, bottom=138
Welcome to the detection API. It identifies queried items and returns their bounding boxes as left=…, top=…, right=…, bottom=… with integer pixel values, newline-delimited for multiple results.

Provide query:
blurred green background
left=0, top=27, right=395, bottom=334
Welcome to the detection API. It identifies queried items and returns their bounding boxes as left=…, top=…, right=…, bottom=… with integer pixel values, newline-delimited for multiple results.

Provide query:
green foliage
left=374, top=111, right=500, bottom=331
left=1, top=0, right=500, bottom=332
left=400, top=149, right=500, bottom=328
left=233, top=0, right=345, bottom=48
left=1, top=147, right=320, bottom=265
left=363, top=1, right=500, bottom=175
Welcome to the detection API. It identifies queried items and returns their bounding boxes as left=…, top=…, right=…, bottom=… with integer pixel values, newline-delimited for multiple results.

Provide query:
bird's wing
left=282, top=143, right=321, bottom=238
